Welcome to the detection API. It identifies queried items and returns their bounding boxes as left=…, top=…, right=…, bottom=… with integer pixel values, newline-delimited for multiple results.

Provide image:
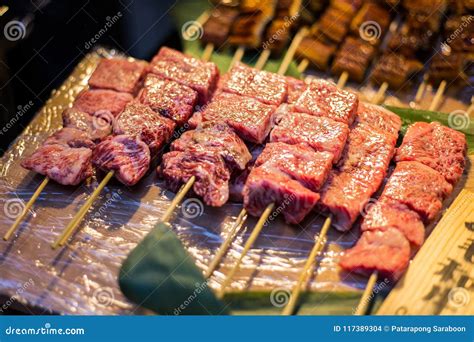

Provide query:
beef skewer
left=53, top=46, right=221, bottom=248
left=351, top=113, right=467, bottom=315
left=4, top=58, right=142, bottom=240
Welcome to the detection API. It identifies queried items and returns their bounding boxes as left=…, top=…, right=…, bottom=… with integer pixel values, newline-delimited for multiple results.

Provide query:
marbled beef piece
left=149, top=47, right=219, bottom=104
left=371, top=53, right=423, bottom=89
left=243, top=142, right=333, bottom=224
left=243, top=167, right=320, bottom=224
left=62, top=108, right=113, bottom=141
left=201, top=92, right=276, bottom=144
left=354, top=102, right=402, bottom=140
left=113, top=102, right=176, bottom=155
left=171, top=121, right=251, bottom=172
left=220, top=62, right=288, bottom=106
left=201, top=5, right=240, bottom=46
left=138, top=74, right=199, bottom=126
left=361, top=197, right=425, bottom=249
left=331, top=37, right=376, bottom=83
left=21, top=144, right=93, bottom=186
left=271, top=111, right=349, bottom=163
left=395, top=122, right=467, bottom=184
left=88, top=58, right=148, bottom=94
left=160, top=150, right=231, bottom=207
left=339, top=228, right=411, bottom=281
left=294, top=79, right=359, bottom=125
left=92, top=135, right=151, bottom=186
left=285, top=77, right=306, bottom=104
left=43, top=127, right=95, bottom=149
left=382, top=161, right=453, bottom=222
left=73, top=89, right=133, bottom=117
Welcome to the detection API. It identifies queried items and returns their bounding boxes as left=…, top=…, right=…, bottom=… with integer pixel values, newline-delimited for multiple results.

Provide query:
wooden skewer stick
left=297, top=59, right=309, bottom=74
left=201, top=43, right=215, bottom=62
left=414, top=74, right=428, bottom=105
left=372, top=82, right=389, bottom=105
left=217, top=203, right=274, bottom=299
left=353, top=271, right=379, bottom=315
left=429, top=80, right=447, bottom=111
left=281, top=215, right=332, bottom=315
left=278, top=26, right=309, bottom=76
left=204, top=208, right=247, bottom=278
left=161, top=176, right=196, bottom=223
left=3, top=177, right=50, bottom=241
left=229, top=46, right=246, bottom=70
left=467, top=96, right=474, bottom=117
left=336, top=71, right=349, bottom=89
left=52, top=171, right=114, bottom=249
left=255, top=49, right=272, bottom=71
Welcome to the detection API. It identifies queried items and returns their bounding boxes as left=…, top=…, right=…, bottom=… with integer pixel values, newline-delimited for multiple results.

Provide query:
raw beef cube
left=220, top=62, right=288, bottom=106
left=138, top=74, right=198, bottom=126
left=243, top=167, right=320, bottom=224
left=201, top=92, right=276, bottom=144
left=254, top=142, right=333, bottom=192
left=336, top=125, right=395, bottom=184
left=88, top=58, right=147, bottom=94
left=92, top=135, right=151, bottom=186
left=319, top=170, right=378, bottom=231
left=73, top=89, right=133, bottom=117
left=113, top=102, right=176, bottom=155
left=339, top=228, right=411, bottom=280
left=44, top=127, right=95, bottom=149
left=395, top=122, right=467, bottom=184
left=382, top=161, right=453, bottom=222
left=171, top=121, right=252, bottom=172
left=361, top=197, right=425, bottom=249
left=354, top=102, right=402, bottom=139
left=21, top=144, right=93, bottom=186
left=270, top=111, right=349, bottom=163
left=150, top=47, right=219, bottom=104
left=294, top=79, right=358, bottom=125
left=160, top=150, right=231, bottom=207
left=62, top=108, right=113, bottom=141
left=286, top=76, right=306, bottom=104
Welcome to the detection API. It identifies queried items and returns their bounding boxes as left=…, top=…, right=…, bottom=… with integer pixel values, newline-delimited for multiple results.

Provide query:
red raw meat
left=395, top=122, right=466, bottom=184
left=149, top=47, right=219, bottom=104
left=160, top=150, right=231, bottom=207
left=171, top=121, right=251, bottom=172
left=220, top=62, right=287, bottom=106
left=73, top=89, right=133, bottom=117
left=113, top=102, right=176, bottom=155
left=92, top=135, right=151, bottom=186
left=294, top=79, right=358, bottom=125
left=44, top=127, right=95, bottom=149
left=270, top=111, right=349, bottom=163
left=355, top=102, right=402, bottom=139
left=254, top=142, right=333, bottom=192
left=361, top=197, right=425, bottom=249
left=382, top=161, right=453, bottom=222
left=201, top=92, right=276, bottom=144
left=138, top=74, right=198, bottom=126
left=62, top=108, right=113, bottom=141
left=21, top=144, right=93, bottom=186
left=285, top=76, right=306, bottom=104
left=88, top=58, right=147, bottom=94
left=339, top=228, right=411, bottom=280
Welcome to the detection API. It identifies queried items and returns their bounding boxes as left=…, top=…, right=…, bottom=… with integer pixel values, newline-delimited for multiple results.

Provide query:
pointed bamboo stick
left=229, top=46, right=246, bottom=70
left=202, top=43, right=215, bottom=62
left=216, top=203, right=274, bottom=299
left=354, top=271, right=379, bottom=315
left=372, top=82, right=389, bottom=105
left=52, top=171, right=114, bottom=249
left=429, top=80, right=447, bottom=111
left=255, top=49, right=271, bottom=70
left=161, top=176, right=196, bottom=223
left=278, top=26, right=309, bottom=76
left=281, top=215, right=332, bottom=315
left=336, top=71, right=349, bottom=89
left=3, top=177, right=49, bottom=241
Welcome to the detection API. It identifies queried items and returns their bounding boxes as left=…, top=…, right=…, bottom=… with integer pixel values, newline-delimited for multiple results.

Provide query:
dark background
left=0, top=0, right=183, bottom=154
